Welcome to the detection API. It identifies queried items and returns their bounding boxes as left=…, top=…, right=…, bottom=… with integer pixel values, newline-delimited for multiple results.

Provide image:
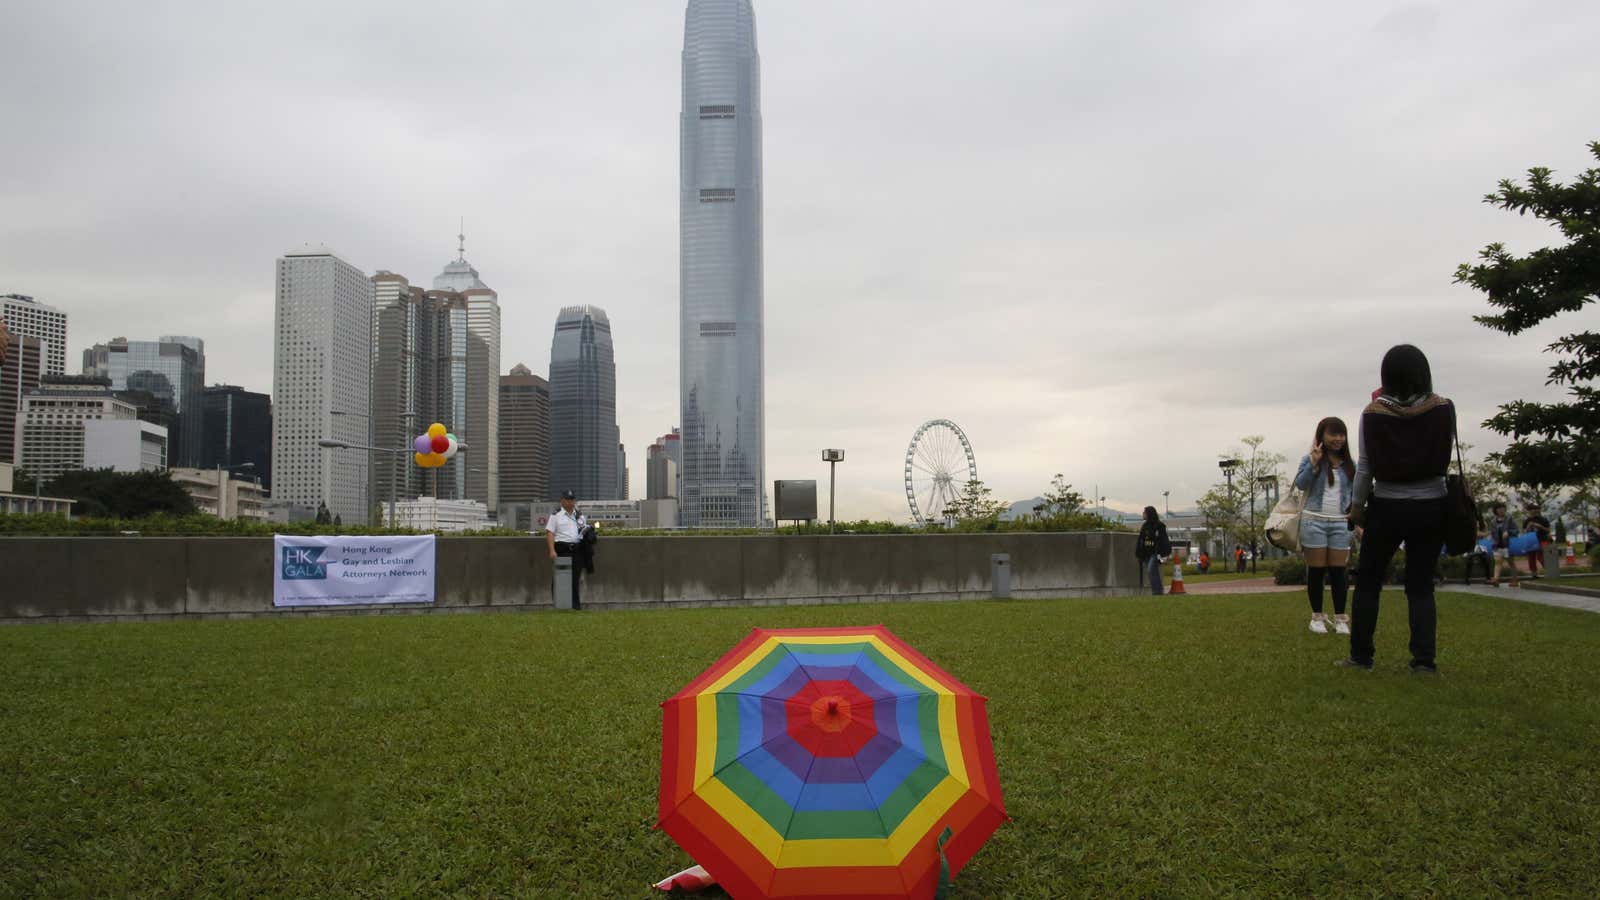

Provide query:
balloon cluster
left=413, top=422, right=459, bottom=468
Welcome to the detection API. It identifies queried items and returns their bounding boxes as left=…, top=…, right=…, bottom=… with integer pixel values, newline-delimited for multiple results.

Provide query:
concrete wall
left=0, top=532, right=1139, bottom=623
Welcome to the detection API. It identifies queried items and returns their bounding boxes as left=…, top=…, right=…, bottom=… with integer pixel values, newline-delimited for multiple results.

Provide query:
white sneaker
left=1309, top=616, right=1329, bottom=634
left=1333, top=616, right=1351, bottom=635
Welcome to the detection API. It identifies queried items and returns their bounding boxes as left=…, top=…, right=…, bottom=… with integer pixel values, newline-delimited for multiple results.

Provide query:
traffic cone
left=1169, top=557, right=1186, bottom=594
left=1566, top=543, right=1577, bottom=565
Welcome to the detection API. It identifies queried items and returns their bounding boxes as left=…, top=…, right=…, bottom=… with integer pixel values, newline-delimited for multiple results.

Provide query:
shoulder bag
left=1264, top=485, right=1306, bottom=552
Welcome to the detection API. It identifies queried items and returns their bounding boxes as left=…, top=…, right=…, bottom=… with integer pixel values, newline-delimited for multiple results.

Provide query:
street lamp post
left=1162, top=490, right=1170, bottom=518
left=330, top=410, right=373, bottom=524
left=822, top=449, right=844, bottom=533
left=1219, top=459, right=1242, bottom=569
left=1257, top=475, right=1279, bottom=567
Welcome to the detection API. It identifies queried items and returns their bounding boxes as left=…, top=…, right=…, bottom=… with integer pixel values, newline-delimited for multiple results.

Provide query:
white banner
left=273, top=536, right=437, bottom=607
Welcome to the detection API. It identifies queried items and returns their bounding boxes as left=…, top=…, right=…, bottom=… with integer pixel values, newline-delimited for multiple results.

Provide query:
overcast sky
left=3, top=0, right=1596, bottom=519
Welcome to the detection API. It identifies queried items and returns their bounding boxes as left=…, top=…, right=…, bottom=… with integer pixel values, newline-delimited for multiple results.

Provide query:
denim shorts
left=1301, top=514, right=1351, bottom=551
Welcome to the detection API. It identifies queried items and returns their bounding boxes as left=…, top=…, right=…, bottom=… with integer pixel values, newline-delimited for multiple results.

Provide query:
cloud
left=1, top=0, right=1594, bottom=522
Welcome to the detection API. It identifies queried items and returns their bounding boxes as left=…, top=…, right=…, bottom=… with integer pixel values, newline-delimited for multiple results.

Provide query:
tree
left=1561, top=479, right=1600, bottom=543
left=1040, top=474, right=1086, bottom=518
left=47, top=469, right=198, bottom=519
left=1201, top=436, right=1286, bottom=551
left=944, top=479, right=1005, bottom=526
left=1455, top=140, right=1600, bottom=488
left=10, top=467, right=41, bottom=495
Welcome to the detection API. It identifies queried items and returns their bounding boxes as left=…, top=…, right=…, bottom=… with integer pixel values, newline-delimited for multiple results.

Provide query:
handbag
left=1442, top=408, right=1480, bottom=555
left=1264, top=486, right=1306, bottom=552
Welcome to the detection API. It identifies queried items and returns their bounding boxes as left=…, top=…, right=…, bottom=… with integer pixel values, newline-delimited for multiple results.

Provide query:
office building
left=82, top=336, right=205, bottom=467
left=431, top=232, right=500, bottom=510
left=170, top=467, right=268, bottom=520
left=547, top=305, right=621, bottom=500
left=647, top=429, right=682, bottom=501
left=15, top=376, right=137, bottom=482
left=680, top=0, right=767, bottom=527
left=499, top=363, right=550, bottom=505
left=83, top=419, right=168, bottom=472
left=367, top=235, right=500, bottom=511
left=1, top=330, right=42, bottom=465
left=1, top=294, right=68, bottom=375
left=200, top=385, right=272, bottom=491
left=273, top=246, right=373, bottom=525
left=619, top=442, right=629, bottom=499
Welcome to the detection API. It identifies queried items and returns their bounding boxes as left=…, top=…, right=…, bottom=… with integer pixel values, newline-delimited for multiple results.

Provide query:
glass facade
left=680, top=0, right=766, bottom=527
left=201, top=385, right=272, bottom=491
left=548, top=306, right=621, bottom=501
left=82, top=336, right=205, bottom=467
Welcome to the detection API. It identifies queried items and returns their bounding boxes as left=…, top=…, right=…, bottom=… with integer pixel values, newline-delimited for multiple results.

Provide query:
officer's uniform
left=546, top=506, right=586, bottom=609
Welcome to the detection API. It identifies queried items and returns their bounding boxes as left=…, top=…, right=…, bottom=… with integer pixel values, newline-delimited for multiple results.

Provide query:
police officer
left=545, top=490, right=586, bottom=609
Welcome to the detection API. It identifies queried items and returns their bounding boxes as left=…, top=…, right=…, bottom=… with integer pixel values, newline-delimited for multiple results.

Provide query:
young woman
left=1487, top=501, right=1521, bottom=588
left=1341, top=345, right=1455, bottom=674
left=1293, top=417, right=1356, bottom=635
left=1135, top=506, right=1172, bottom=596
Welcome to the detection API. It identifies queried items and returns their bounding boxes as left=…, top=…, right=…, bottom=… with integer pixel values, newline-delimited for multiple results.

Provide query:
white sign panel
left=273, top=536, right=437, bottom=607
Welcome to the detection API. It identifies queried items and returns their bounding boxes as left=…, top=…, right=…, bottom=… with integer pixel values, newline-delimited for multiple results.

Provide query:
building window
left=699, top=322, right=736, bottom=336
left=699, top=188, right=735, bottom=203
left=699, top=104, right=735, bottom=119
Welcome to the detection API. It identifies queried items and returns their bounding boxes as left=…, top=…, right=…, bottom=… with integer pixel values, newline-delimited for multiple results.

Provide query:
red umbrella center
left=786, top=679, right=877, bottom=757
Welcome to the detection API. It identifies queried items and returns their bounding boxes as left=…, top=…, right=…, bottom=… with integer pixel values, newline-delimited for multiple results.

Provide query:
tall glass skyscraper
left=680, top=0, right=766, bottom=527
left=548, top=305, right=621, bottom=500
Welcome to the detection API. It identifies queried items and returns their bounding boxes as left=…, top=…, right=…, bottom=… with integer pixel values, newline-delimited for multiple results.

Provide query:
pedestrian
left=1487, top=501, right=1521, bottom=589
left=1523, top=502, right=1551, bottom=579
left=1340, top=344, right=1455, bottom=675
left=1135, top=506, right=1171, bottom=596
left=1198, top=550, right=1210, bottom=574
left=545, top=490, right=587, bottom=609
left=1235, top=544, right=1245, bottom=573
left=1293, top=416, right=1356, bottom=635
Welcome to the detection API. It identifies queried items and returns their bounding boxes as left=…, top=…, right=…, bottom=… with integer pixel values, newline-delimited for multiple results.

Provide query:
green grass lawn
left=3, top=594, right=1598, bottom=898
left=1552, top=574, right=1600, bottom=591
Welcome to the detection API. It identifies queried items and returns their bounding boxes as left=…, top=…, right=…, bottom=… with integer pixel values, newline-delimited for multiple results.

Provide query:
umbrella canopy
left=659, top=626, right=1006, bottom=899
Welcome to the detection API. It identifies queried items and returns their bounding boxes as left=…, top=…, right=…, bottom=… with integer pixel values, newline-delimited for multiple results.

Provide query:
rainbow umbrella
left=658, top=626, right=1006, bottom=899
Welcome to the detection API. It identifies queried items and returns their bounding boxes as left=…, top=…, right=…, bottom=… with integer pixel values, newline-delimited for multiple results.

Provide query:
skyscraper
left=431, top=232, right=501, bottom=510
left=548, top=305, right=621, bottom=500
left=1, top=328, right=42, bottom=465
left=273, top=246, right=373, bottom=524
left=201, top=385, right=272, bottom=491
left=680, top=0, right=766, bottom=527
left=82, top=336, right=206, bottom=467
left=498, top=363, right=550, bottom=505
left=1, top=294, right=68, bottom=376
left=367, top=234, right=500, bottom=512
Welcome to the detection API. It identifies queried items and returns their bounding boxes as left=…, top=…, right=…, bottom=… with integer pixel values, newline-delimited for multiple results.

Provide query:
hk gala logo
left=281, top=546, right=328, bottom=580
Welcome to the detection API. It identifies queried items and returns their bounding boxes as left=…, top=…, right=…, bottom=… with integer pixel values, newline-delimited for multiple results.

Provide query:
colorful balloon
left=414, top=451, right=431, bottom=467
left=427, top=452, right=446, bottom=467
left=431, top=435, right=449, bottom=453
left=413, top=435, right=432, bottom=454
left=428, top=422, right=446, bottom=439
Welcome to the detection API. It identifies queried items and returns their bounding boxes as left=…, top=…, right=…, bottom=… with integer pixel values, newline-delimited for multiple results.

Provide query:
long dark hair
left=1143, top=505, right=1160, bottom=524
left=1380, top=344, right=1433, bottom=401
left=1314, top=417, right=1356, bottom=487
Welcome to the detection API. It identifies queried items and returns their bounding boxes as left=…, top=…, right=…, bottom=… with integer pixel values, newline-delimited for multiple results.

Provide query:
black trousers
left=1351, top=496, right=1444, bottom=666
left=555, top=543, right=582, bottom=609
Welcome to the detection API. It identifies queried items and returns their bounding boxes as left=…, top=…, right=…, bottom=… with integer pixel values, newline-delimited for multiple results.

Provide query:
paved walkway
left=1178, top=575, right=1600, bottom=614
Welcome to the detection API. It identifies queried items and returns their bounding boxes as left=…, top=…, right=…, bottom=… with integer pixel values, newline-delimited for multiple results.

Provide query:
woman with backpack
left=1341, top=345, right=1454, bottom=675
left=1293, top=416, right=1356, bottom=635
left=1135, top=507, right=1171, bottom=596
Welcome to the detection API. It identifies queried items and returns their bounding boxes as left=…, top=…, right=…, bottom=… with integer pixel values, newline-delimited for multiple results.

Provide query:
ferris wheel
left=904, top=419, right=979, bottom=524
